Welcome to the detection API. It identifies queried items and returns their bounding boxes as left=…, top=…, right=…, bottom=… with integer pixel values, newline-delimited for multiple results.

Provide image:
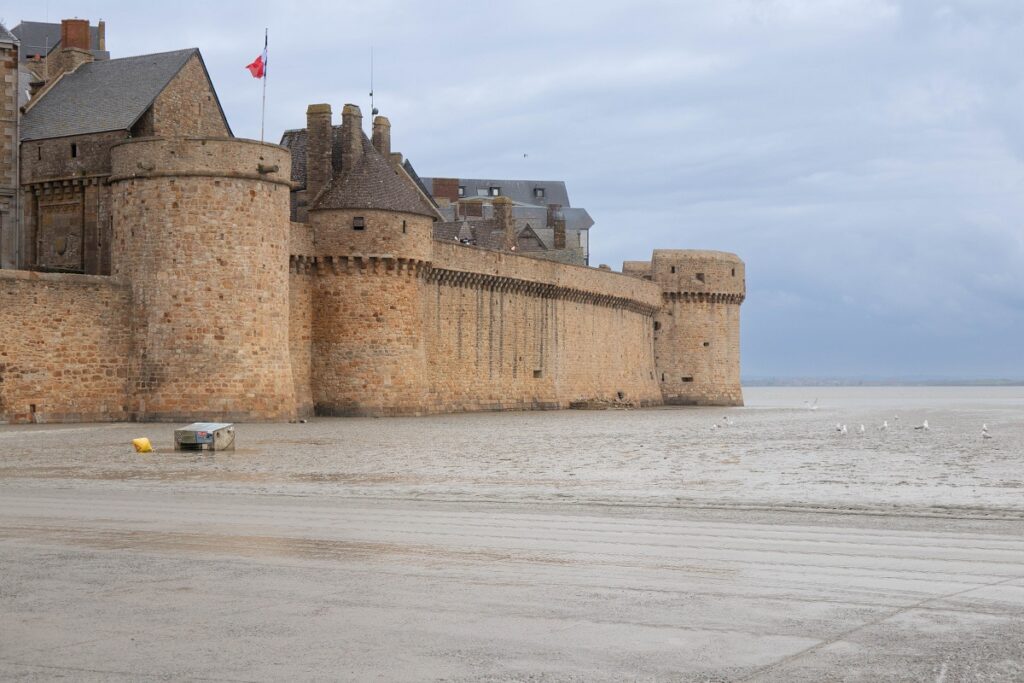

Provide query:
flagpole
left=260, top=28, right=268, bottom=143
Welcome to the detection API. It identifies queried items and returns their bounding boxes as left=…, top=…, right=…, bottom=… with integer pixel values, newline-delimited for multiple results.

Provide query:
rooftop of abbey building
left=281, top=104, right=440, bottom=220
left=20, top=48, right=228, bottom=141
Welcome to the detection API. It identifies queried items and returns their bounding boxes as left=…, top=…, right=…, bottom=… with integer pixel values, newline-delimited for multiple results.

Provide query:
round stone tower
left=307, top=104, right=439, bottom=416
left=650, top=250, right=745, bottom=406
left=109, top=137, right=296, bottom=421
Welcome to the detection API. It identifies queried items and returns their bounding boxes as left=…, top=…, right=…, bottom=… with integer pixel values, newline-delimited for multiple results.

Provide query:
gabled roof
left=11, top=21, right=107, bottom=60
left=0, top=22, right=17, bottom=45
left=21, top=48, right=225, bottom=141
left=312, top=132, right=441, bottom=219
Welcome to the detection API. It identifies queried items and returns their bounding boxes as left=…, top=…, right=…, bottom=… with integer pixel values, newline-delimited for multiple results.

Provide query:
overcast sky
left=17, top=1, right=1024, bottom=379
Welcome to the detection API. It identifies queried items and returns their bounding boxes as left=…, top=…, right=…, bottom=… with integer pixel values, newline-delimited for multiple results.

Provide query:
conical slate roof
left=311, top=132, right=439, bottom=220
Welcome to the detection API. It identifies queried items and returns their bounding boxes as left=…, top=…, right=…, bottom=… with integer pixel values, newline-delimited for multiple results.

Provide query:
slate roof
left=0, top=22, right=17, bottom=44
left=313, top=133, right=440, bottom=219
left=434, top=219, right=506, bottom=250
left=421, top=177, right=572, bottom=208
left=21, top=48, right=209, bottom=141
left=280, top=125, right=344, bottom=188
left=11, top=21, right=108, bottom=60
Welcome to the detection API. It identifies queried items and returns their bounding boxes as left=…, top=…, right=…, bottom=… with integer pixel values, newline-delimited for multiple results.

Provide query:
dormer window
left=457, top=186, right=465, bottom=197
left=352, top=216, right=365, bottom=231
left=533, top=187, right=545, bottom=199
left=489, top=186, right=500, bottom=196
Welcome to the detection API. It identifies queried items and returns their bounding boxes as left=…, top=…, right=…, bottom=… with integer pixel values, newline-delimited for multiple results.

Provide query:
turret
left=306, top=103, right=440, bottom=416
left=647, top=250, right=745, bottom=406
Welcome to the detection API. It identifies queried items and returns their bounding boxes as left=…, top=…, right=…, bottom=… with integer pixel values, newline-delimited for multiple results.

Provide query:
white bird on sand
left=982, top=423, right=989, bottom=432
left=982, top=424, right=992, bottom=439
left=914, top=419, right=930, bottom=431
left=858, top=424, right=865, bottom=434
left=722, top=416, right=733, bottom=427
left=804, top=399, right=819, bottom=411
left=879, top=420, right=889, bottom=431
left=839, top=424, right=848, bottom=435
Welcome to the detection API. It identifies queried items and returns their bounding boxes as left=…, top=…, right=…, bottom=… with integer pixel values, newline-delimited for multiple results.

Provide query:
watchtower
left=648, top=250, right=745, bottom=406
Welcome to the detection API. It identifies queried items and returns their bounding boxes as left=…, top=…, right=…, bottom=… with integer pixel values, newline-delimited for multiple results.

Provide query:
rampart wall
left=0, top=270, right=130, bottom=423
left=422, top=242, right=664, bottom=413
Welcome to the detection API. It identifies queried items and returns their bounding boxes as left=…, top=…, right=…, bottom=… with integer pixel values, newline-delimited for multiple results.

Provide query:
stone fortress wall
left=1, top=104, right=745, bottom=424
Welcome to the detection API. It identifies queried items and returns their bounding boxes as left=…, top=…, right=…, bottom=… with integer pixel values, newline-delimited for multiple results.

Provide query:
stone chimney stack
left=548, top=204, right=566, bottom=249
left=493, top=196, right=516, bottom=251
left=56, top=19, right=94, bottom=76
left=372, top=116, right=391, bottom=156
left=305, top=103, right=333, bottom=202
left=98, top=20, right=106, bottom=51
left=340, top=104, right=363, bottom=170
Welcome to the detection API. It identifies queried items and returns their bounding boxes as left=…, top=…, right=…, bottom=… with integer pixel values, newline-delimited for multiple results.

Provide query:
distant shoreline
left=743, top=379, right=1024, bottom=387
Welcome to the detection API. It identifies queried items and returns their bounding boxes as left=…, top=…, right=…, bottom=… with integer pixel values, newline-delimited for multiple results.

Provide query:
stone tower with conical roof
left=304, top=103, right=440, bottom=415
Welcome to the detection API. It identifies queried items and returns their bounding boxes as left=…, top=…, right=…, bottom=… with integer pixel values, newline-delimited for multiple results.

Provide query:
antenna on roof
left=369, top=46, right=378, bottom=116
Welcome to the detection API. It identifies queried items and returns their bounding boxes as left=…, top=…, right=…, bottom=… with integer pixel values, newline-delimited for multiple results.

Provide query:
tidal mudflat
left=2, top=387, right=1022, bottom=681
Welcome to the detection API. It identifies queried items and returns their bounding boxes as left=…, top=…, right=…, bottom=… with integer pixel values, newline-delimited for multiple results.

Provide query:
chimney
left=61, top=19, right=91, bottom=51
left=372, top=116, right=391, bottom=156
left=305, top=103, right=333, bottom=202
left=340, top=104, right=363, bottom=170
left=493, top=197, right=516, bottom=251
left=548, top=204, right=566, bottom=250
left=56, top=19, right=94, bottom=76
left=98, top=20, right=106, bottom=51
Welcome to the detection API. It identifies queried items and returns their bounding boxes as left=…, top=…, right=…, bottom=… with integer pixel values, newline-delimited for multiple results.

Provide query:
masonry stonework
left=109, top=137, right=295, bottom=421
left=1, top=100, right=745, bottom=423
left=0, top=270, right=130, bottom=423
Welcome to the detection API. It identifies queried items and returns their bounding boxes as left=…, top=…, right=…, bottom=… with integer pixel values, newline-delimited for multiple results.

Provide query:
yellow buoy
left=132, top=437, right=153, bottom=453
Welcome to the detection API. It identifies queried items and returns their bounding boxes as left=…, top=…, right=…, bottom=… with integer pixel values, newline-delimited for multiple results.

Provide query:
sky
left=10, top=0, right=1024, bottom=379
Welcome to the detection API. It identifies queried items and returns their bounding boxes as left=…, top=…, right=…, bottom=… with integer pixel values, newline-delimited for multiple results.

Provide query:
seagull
left=722, top=416, right=733, bottom=427
left=914, top=420, right=930, bottom=431
left=982, top=429, right=993, bottom=440
left=858, top=424, right=865, bottom=434
left=879, top=420, right=889, bottom=431
left=804, top=399, right=819, bottom=411
left=982, top=423, right=989, bottom=433
left=841, top=424, right=848, bottom=435
left=894, top=415, right=901, bottom=430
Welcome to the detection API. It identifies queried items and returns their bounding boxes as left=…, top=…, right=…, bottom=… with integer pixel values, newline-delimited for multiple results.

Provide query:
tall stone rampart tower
left=109, top=137, right=296, bottom=421
left=305, top=104, right=439, bottom=416
left=645, top=250, right=745, bottom=406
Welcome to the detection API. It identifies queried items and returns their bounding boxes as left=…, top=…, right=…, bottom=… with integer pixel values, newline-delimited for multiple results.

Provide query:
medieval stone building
left=0, top=19, right=745, bottom=424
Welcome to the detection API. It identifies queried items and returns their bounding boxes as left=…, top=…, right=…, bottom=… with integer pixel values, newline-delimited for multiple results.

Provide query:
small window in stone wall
left=533, top=369, right=543, bottom=379
left=682, top=376, right=694, bottom=383
left=71, top=143, right=78, bottom=158
left=616, top=391, right=625, bottom=400
left=653, top=321, right=661, bottom=331
left=353, top=216, right=365, bottom=230
left=670, top=266, right=676, bottom=274
left=703, top=341, right=710, bottom=347
left=37, top=146, right=42, bottom=160
left=695, top=272, right=705, bottom=283
left=402, top=220, right=407, bottom=234
left=731, top=268, right=736, bottom=277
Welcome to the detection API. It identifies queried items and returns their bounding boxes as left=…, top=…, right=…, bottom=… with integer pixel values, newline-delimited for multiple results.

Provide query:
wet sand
left=1, top=387, right=1023, bottom=680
